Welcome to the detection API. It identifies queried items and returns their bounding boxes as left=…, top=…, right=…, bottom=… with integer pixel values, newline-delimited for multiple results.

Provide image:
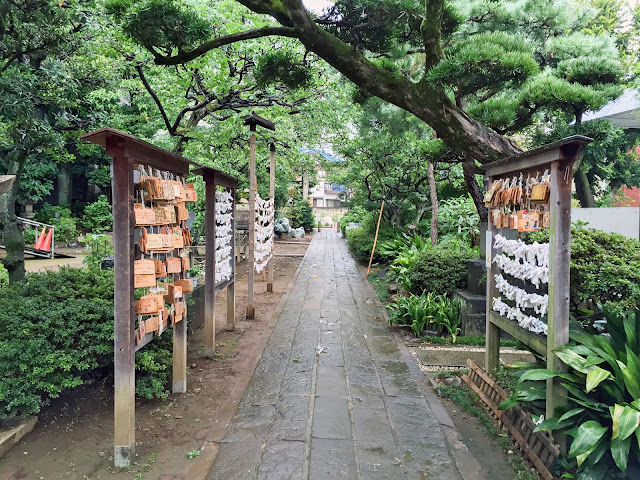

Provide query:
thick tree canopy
left=106, top=0, right=632, bottom=218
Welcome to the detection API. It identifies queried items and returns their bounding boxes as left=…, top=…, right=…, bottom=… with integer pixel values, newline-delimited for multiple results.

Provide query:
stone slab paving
left=208, top=230, right=464, bottom=480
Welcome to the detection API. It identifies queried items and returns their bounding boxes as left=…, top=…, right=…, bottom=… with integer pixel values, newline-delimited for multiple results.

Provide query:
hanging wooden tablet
left=165, top=257, right=182, bottom=274
left=134, top=259, right=155, bottom=275
left=182, top=257, right=190, bottom=272
left=176, top=203, right=189, bottom=222
left=134, top=205, right=157, bottom=226
left=517, top=209, right=541, bottom=232
left=174, top=279, right=193, bottom=294
left=145, top=316, right=159, bottom=333
left=135, top=297, right=159, bottom=314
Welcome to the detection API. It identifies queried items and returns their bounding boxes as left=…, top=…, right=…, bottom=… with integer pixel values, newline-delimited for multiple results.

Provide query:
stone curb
left=0, top=416, right=37, bottom=460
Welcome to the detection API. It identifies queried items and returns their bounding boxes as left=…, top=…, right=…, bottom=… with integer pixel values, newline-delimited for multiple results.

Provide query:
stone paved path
left=208, top=230, right=464, bottom=480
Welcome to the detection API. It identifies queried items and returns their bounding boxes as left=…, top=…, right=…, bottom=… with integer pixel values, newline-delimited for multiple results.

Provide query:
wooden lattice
left=462, top=359, right=560, bottom=480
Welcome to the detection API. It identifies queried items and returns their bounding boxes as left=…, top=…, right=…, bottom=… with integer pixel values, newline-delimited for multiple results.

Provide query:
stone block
left=466, top=259, right=487, bottom=296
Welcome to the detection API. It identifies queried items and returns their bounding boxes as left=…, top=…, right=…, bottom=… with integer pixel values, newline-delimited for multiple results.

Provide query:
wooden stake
left=204, top=175, right=216, bottom=357
left=267, top=144, right=275, bottom=293
left=247, top=129, right=256, bottom=319
left=366, top=201, right=385, bottom=278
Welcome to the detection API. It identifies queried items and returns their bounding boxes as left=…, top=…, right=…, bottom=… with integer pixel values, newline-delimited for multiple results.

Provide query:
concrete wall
left=571, top=207, right=640, bottom=240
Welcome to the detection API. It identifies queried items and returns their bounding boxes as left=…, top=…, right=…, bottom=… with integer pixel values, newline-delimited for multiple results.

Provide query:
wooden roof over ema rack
left=81, top=128, right=239, bottom=186
left=481, top=135, right=593, bottom=177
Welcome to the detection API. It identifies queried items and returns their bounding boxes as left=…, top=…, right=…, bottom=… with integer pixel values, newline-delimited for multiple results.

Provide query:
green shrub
left=34, top=203, right=73, bottom=225
left=83, top=233, right=114, bottom=269
left=33, top=203, right=78, bottom=243
left=82, top=195, right=113, bottom=233
left=501, top=308, right=640, bottom=479
left=0, top=268, right=171, bottom=418
left=378, top=233, right=429, bottom=262
left=438, top=196, right=480, bottom=244
left=526, top=225, right=640, bottom=317
left=53, top=216, right=78, bottom=243
left=406, top=248, right=474, bottom=296
left=339, top=206, right=371, bottom=235
left=288, top=199, right=315, bottom=232
left=0, top=264, right=7, bottom=289
left=387, top=293, right=463, bottom=341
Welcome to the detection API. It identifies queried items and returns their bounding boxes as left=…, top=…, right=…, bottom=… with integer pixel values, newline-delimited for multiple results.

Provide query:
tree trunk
left=462, top=159, right=488, bottom=222
left=58, top=162, right=72, bottom=206
left=427, top=161, right=438, bottom=246
left=573, top=167, right=596, bottom=208
left=0, top=154, right=26, bottom=284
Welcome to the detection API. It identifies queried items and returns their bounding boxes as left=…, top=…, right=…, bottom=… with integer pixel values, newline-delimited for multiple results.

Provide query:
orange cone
left=41, top=227, right=53, bottom=252
left=34, top=227, right=47, bottom=250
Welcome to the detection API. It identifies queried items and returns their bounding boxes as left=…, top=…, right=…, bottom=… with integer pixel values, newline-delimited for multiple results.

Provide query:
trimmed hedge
left=406, top=249, right=474, bottom=296
left=527, top=225, right=640, bottom=313
left=0, top=267, right=172, bottom=419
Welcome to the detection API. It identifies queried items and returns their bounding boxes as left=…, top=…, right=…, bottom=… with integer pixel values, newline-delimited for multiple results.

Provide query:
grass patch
left=368, top=271, right=391, bottom=303
left=438, top=383, right=539, bottom=480
left=420, top=335, right=520, bottom=348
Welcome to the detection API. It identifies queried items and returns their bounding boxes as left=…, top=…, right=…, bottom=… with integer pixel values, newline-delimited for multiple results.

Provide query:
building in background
left=299, top=148, right=348, bottom=225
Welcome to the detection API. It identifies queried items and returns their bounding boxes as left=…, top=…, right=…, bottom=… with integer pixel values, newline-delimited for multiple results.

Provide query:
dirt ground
left=0, top=237, right=312, bottom=480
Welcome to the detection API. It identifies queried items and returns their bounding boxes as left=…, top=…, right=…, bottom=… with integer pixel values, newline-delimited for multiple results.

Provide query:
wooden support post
left=546, top=160, right=572, bottom=422
left=204, top=175, right=216, bottom=357
left=227, top=187, right=237, bottom=331
left=485, top=212, right=500, bottom=374
left=110, top=148, right=135, bottom=468
left=366, top=201, right=384, bottom=278
left=247, top=128, right=256, bottom=319
left=267, top=144, right=275, bottom=293
left=173, top=301, right=187, bottom=393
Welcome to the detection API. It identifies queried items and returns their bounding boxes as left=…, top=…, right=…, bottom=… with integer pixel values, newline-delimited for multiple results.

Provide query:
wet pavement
left=207, top=230, right=464, bottom=480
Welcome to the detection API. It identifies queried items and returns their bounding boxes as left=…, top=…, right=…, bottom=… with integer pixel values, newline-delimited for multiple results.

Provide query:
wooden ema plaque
left=165, top=257, right=182, bottom=274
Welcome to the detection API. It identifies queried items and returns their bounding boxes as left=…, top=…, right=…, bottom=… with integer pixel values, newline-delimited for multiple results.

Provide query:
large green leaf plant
left=500, top=307, right=640, bottom=479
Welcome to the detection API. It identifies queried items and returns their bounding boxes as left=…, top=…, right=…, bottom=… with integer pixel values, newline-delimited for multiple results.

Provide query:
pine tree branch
left=153, top=26, right=297, bottom=65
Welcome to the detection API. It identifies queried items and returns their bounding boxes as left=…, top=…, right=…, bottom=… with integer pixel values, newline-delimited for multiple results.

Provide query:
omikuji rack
left=482, top=135, right=591, bottom=425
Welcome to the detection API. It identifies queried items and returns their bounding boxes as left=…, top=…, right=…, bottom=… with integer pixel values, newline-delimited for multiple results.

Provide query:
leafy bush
left=288, top=199, right=315, bottom=232
left=387, top=293, right=463, bottom=341
left=83, top=233, right=114, bottom=269
left=438, top=196, right=480, bottom=244
left=345, top=226, right=377, bottom=263
left=339, top=206, right=371, bottom=235
left=0, top=268, right=171, bottom=418
left=501, top=307, right=640, bottom=479
left=34, top=203, right=73, bottom=225
left=33, top=203, right=78, bottom=242
left=82, top=195, right=113, bottom=233
left=526, top=225, right=640, bottom=317
left=378, top=233, right=429, bottom=262
left=53, top=216, right=78, bottom=243
left=405, top=248, right=474, bottom=296
left=388, top=237, right=432, bottom=291
left=0, top=263, right=7, bottom=289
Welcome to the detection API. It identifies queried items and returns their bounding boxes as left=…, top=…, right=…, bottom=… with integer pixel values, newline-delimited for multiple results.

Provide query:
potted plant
left=187, top=264, right=204, bottom=288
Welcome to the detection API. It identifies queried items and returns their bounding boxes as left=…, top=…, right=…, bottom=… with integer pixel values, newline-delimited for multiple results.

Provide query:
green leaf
left=561, top=383, right=607, bottom=412
left=558, top=408, right=586, bottom=424
left=611, top=404, right=640, bottom=441
left=568, top=421, right=608, bottom=466
left=534, top=417, right=559, bottom=432
left=610, top=434, right=632, bottom=472
left=585, top=366, right=611, bottom=393
left=518, top=368, right=578, bottom=382
left=622, top=347, right=640, bottom=399
left=555, top=348, right=588, bottom=373
left=623, top=315, right=637, bottom=352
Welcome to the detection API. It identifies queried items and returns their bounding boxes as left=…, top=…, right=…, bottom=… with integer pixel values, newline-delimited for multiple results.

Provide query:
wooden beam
left=204, top=176, right=216, bottom=357
left=489, top=312, right=548, bottom=356
left=227, top=187, right=236, bottom=331
left=546, top=159, right=573, bottom=423
left=485, top=190, right=501, bottom=373
left=267, top=144, right=275, bottom=293
left=110, top=149, right=135, bottom=468
left=247, top=132, right=256, bottom=320
left=482, top=136, right=592, bottom=177
left=243, top=111, right=276, bottom=131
